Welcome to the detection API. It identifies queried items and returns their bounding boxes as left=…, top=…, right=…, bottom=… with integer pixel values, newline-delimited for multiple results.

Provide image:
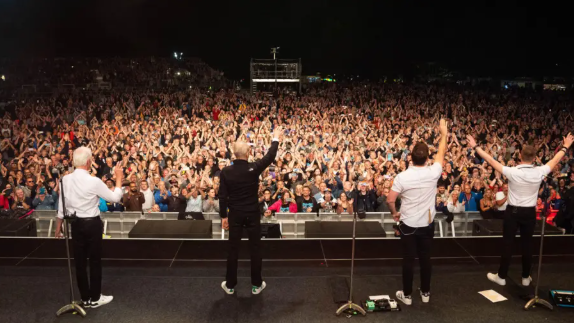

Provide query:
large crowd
left=1, top=58, right=574, bottom=232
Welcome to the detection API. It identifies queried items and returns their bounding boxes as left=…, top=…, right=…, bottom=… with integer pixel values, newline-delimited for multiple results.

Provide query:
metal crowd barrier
left=30, top=210, right=483, bottom=239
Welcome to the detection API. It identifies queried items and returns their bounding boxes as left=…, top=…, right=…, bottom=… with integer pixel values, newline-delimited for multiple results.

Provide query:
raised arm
left=466, top=135, right=504, bottom=174
left=434, top=119, right=448, bottom=165
left=545, top=133, right=573, bottom=171
left=254, top=126, right=282, bottom=172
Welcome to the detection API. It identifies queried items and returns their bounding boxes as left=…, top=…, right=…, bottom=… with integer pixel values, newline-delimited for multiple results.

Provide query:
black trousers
left=71, top=217, right=103, bottom=302
left=225, top=211, right=262, bottom=288
left=399, top=221, right=434, bottom=296
left=497, top=206, right=536, bottom=279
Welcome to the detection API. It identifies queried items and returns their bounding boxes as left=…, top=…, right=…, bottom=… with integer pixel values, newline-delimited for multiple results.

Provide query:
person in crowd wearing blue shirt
left=458, top=183, right=482, bottom=211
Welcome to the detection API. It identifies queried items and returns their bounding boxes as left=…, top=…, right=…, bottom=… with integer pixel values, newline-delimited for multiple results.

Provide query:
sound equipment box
left=128, top=220, right=212, bottom=239
left=0, top=218, right=37, bottom=237
left=550, top=290, right=574, bottom=308
left=242, top=223, right=282, bottom=239
left=472, top=219, right=563, bottom=236
left=305, top=221, right=387, bottom=238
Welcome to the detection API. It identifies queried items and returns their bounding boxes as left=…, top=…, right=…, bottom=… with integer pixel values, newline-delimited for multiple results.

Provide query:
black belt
left=508, top=205, right=535, bottom=209
left=75, top=216, right=101, bottom=221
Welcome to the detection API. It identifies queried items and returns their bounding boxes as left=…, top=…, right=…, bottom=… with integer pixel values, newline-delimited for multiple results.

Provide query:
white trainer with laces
left=396, top=290, right=412, bottom=305
left=420, top=290, right=430, bottom=303
left=487, top=273, right=506, bottom=286
left=252, top=281, right=267, bottom=295
left=90, top=294, right=113, bottom=308
left=522, top=276, right=533, bottom=287
left=221, top=281, right=235, bottom=295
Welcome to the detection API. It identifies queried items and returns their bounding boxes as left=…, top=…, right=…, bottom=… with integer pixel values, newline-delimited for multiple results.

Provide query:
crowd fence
left=30, top=210, right=487, bottom=239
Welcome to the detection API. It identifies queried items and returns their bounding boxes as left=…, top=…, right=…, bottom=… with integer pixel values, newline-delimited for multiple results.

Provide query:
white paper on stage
left=369, top=295, right=390, bottom=301
left=478, top=290, right=507, bottom=303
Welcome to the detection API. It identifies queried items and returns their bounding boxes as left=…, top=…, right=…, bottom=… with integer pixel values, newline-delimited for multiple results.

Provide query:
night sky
left=1, top=0, right=572, bottom=79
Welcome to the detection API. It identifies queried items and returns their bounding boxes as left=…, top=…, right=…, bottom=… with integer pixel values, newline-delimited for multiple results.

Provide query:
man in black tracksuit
left=219, top=126, right=282, bottom=295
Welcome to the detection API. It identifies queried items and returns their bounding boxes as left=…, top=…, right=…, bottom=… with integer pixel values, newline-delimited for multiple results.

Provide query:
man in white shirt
left=467, top=133, right=573, bottom=287
left=387, top=119, right=448, bottom=306
left=55, top=147, right=124, bottom=309
left=494, top=183, right=508, bottom=218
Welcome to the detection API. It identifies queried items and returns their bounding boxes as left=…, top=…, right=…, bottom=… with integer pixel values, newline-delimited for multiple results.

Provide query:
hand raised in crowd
left=563, top=132, right=573, bottom=149
left=272, top=126, right=283, bottom=140
left=466, top=135, right=477, bottom=149
left=439, top=119, right=448, bottom=137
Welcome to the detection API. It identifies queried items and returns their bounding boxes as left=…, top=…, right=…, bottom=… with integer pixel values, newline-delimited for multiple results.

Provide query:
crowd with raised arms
left=1, top=74, right=574, bottom=229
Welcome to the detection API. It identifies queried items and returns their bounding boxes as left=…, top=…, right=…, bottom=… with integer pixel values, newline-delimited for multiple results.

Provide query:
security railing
left=30, top=210, right=487, bottom=239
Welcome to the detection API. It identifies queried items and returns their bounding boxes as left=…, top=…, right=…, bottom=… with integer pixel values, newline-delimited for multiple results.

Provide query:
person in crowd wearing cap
left=296, top=186, right=319, bottom=213
left=104, top=178, right=124, bottom=212
left=0, top=183, right=13, bottom=209
left=319, top=188, right=337, bottom=213
left=32, top=186, right=57, bottom=210
left=386, top=119, right=449, bottom=306
left=466, top=132, right=573, bottom=287
left=354, top=182, right=376, bottom=214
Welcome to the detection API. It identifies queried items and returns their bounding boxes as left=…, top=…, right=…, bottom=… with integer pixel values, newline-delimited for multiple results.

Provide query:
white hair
left=73, top=146, right=92, bottom=167
left=233, top=141, right=250, bottom=159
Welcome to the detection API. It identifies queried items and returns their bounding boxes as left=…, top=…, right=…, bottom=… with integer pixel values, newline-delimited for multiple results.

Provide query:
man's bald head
left=233, top=141, right=250, bottom=160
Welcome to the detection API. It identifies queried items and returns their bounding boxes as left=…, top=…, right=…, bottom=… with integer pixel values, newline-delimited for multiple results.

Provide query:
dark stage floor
left=1, top=237, right=573, bottom=322
left=1, top=263, right=574, bottom=323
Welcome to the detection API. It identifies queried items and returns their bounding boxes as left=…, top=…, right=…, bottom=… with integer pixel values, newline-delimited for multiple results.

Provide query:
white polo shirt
left=502, top=164, right=550, bottom=207
left=391, top=162, right=442, bottom=228
left=495, top=191, right=508, bottom=211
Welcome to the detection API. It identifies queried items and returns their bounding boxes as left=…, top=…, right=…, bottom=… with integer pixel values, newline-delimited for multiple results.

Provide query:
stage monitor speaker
left=241, top=223, right=281, bottom=239
left=305, top=221, right=387, bottom=238
left=0, top=218, right=37, bottom=237
left=472, top=219, right=564, bottom=236
left=128, top=220, right=212, bottom=239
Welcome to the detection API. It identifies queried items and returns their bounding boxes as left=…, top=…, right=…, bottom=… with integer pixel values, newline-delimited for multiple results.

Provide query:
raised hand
left=272, top=126, right=283, bottom=140
left=563, top=132, right=573, bottom=149
left=466, top=135, right=477, bottom=149
left=439, top=119, right=448, bottom=137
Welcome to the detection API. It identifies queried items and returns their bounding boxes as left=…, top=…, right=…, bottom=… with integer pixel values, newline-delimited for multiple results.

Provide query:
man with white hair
left=55, top=147, right=125, bottom=309
left=219, top=126, right=282, bottom=295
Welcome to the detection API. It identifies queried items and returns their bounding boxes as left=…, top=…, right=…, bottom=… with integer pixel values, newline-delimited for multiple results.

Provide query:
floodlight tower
left=271, top=47, right=280, bottom=89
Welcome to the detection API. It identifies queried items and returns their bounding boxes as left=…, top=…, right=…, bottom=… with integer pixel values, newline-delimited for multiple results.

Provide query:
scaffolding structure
left=250, top=58, right=302, bottom=94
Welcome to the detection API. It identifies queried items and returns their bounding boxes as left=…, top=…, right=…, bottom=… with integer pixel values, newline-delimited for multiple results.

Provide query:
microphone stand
left=336, top=210, right=366, bottom=316
left=524, top=201, right=553, bottom=311
left=56, top=178, right=86, bottom=317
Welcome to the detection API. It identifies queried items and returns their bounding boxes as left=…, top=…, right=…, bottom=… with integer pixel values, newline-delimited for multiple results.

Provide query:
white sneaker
left=396, top=291, right=412, bottom=305
left=420, top=290, right=430, bottom=303
left=221, top=281, right=234, bottom=295
left=522, top=276, right=533, bottom=287
left=252, top=281, right=266, bottom=295
left=487, top=273, right=506, bottom=286
left=90, top=294, right=113, bottom=308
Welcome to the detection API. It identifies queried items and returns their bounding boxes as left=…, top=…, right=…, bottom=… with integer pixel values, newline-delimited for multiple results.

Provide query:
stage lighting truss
left=250, top=58, right=302, bottom=93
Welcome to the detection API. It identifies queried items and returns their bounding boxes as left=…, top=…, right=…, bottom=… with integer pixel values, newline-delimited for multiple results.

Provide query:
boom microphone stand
left=56, top=178, right=86, bottom=317
left=524, top=201, right=553, bottom=311
left=336, top=211, right=366, bottom=316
